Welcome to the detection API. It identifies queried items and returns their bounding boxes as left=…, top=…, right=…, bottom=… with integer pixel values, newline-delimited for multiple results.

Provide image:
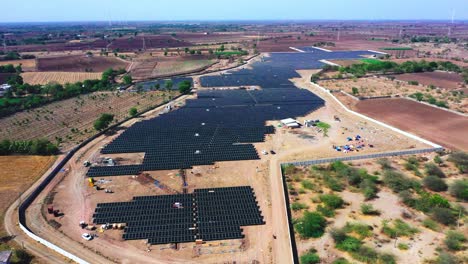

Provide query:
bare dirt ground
left=394, top=71, right=464, bottom=90
left=0, top=155, right=56, bottom=236
left=0, top=59, right=36, bottom=71
left=319, top=76, right=468, bottom=113
left=349, top=98, right=468, bottom=151
left=37, top=55, right=130, bottom=72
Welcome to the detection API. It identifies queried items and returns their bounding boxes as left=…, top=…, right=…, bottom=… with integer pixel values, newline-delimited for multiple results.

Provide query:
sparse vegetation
left=295, top=211, right=327, bottom=238
left=444, top=231, right=466, bottom=251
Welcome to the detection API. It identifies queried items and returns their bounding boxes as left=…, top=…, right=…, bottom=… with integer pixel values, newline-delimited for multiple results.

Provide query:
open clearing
left=394, top=71, right=464, bottom=90
left=21, top=71, right=102, bottom=85
left=0, top=90, right=178, bottom=150
left=320, top=76, right=468, bottom=113
left=349, top=98, right=468, bottom=151
left=37, top=55, right=129, bottom=72
left=0, top=155, right=56, bottom=237
left=0, top=59, right=36, bottom=71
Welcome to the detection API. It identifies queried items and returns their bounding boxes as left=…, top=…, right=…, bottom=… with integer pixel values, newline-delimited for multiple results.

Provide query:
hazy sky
left=1, top=0, right=467, bottom=22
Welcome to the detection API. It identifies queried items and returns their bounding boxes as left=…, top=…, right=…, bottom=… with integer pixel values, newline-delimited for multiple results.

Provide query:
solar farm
left=79, top=47, right=381, bottom=247
left=92, top=186, right=264, bottom=245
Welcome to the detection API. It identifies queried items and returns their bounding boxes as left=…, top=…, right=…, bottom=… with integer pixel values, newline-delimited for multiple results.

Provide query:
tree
left=122, top=75, right=133, bottom=85
left=295, top=211, right=327, bottom=238
left=164, top=48, right=168, bottom=56
left=300, top=249, right=320, bottom=264
left=423, top=176, right=448, bottom=192
left=164, top=80, right=173, bottom=90
left=444, top=231, right=466, bottom=251
left=449, top=179, right=468, bottom=201
left=94, top=113, right=114, bottom=131
left=178, top=80, right=192, bottom=94
left=219, top=44, right=225, bottom=51
left=129, top=107, right=138, bottom=117
left=352, top=87, right=359, bottom=95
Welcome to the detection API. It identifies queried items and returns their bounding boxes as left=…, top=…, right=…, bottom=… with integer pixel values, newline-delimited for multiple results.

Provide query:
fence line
left=282, top=147, right=443, bottom=167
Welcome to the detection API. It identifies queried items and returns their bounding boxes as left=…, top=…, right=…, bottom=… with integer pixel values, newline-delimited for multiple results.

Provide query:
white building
left=0, top=84, right=12, bottom=97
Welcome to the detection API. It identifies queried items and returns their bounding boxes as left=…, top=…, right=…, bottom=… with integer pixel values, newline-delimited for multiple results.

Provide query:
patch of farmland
left=37, top=55, right=129, bottom=72
left=319, top=76, right=468, bottom=113
left=0, top=155, right=56, bottom=236
left=0, top=59, right=36, bottom=71
left=21, top=72, right=102, bottom=85
left=395, top=72, right=464, bottom=90
left=152, top=59, right=215, bottom=76
left=353, top=98, right=468, bottom=151
left=131, top=57, right=215, bottom=80
left=0, top=90, right=178, bottom=150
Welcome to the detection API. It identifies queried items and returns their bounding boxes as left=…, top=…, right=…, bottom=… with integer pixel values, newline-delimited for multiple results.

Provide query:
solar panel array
left=87, top=49, right=377, bottom=177
left=92, top=186, right=264, bottom=245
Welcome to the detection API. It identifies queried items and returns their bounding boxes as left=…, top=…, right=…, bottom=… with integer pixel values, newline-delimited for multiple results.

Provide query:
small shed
left=280, top=118, right=300, bottom=128
left=0, top=250, right=12, bottom=264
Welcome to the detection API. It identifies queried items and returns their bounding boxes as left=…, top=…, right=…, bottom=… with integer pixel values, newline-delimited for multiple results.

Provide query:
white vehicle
left=82, top=233, right=93, bottom=241
left=261, top=150, right=268, bottom=155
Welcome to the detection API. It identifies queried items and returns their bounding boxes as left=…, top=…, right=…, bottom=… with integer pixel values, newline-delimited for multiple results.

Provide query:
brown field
left=0, top=59, right=36, bottom=71
left=320, top=76, right=468, bottom=113
left=391, top=57, right=468, bottom=67
left=21, top=72, right=102, bottom=85
left=173, top=32, right=256, bottom=44
left=352, top=98, right=468, bottom=151
left=37, top=55, right=129, bottom=72
left=395, top=71, right=464, bottom=90
left=0, top=90, right=178, bottom=150
left=131, top=56, right=216, bottom=80
left=0, top=155, right=56, bottom=236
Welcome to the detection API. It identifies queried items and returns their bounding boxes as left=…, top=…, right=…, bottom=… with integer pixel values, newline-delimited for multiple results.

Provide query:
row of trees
left=0, top=68, right=126, bottom=118
left=0, top=139, right=59, bottom=155
left=338, top=60, right=463, bottom=78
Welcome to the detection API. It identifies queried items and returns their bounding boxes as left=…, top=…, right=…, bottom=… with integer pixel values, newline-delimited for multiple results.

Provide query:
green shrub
left=445, top=231, right=466, bottom=251
left=424, top=163, right=446, bottom=178
left=423, top=175, right=448, bottom=192
left=382, top=219, right=419, bottom=238
left=343, top=222, right=373, bottom=239
left=332, top=258, right=350, bottom=264
left=324, top=175, right=344, bottom=191
left=422, top=218, right=440, bottom=231
left=431, top=207, right=457, bottom=226
left=377, top=158, right=392, bottom=170
left=283, top=164, right=297, bottom=175
left=350, top=246, right=379, bottom=263
left=379, top=253, right=397, bottom=264
left=300, top=249, right=320, bottom=264
left=295, top=211, right=327, bottom=238
left=361, top=203, right=381, bottom=215
left=319, top=194, right=344, bottom=209
left=336, top=236, right=362, bottom=252
left=398, top=243, right=409, bottom=250
left=301, top=180, right=315, bottom=190
left=291, top=202, right=309, bottom=211
left=408, top=80, right=419, bottom=85
left=383, top=170, right=420, bottom=193
left=448, top=152, right=468, bottom=173
left=434, top=251, right=460, bottom=264
left=317, top=204, right=335, bottom=217
left=449, top=179, right=468, bottom=201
